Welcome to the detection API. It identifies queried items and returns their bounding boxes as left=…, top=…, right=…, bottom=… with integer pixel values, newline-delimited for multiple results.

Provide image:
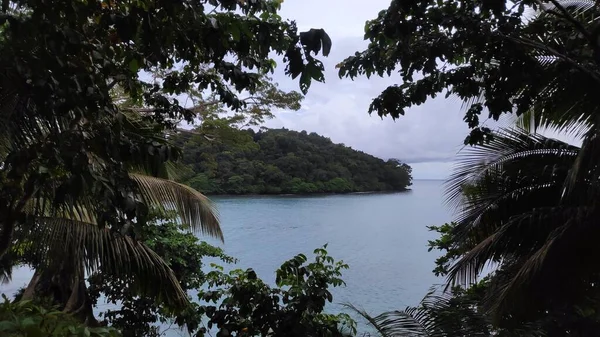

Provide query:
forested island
left=173, top=128, right=412, bottom=195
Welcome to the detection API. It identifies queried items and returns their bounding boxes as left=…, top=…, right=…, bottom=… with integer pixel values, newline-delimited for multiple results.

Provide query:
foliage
left=338, top=1, right=600, bottom=331
left=445, top=128, right=577, bottom=310
left=1, top=85, right=224, bottom=319
left=339, top=0, right=600, bottom=333
left=348, top=285, right=495, bottom=337
left=2, top=147, right=224, bottom=321
left=87, top=211, right=234, bottom=337
left=357, top=124, right=600, bottom=336
left=0, top=0, right=332, bottom=323
left=0, top=295, right=120, bottom=337
left=349, top=282, right=553, bottom=337
left=426, top=222, right=464, bottom=278
left=0, top=0, right=331, bottom=262
left=197, top=245, right=356, bottom=337
left=338, top=0, right=600, bottom=144
left=436, top=127, right=600, bottom=334
left=172, top=71, right=305, bottom=136
left=87, top=214, right=355, bottom=337
left=175, top=128, right=412, bottom=194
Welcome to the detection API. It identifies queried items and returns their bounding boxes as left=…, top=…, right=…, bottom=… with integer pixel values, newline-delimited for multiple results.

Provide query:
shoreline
left=206, top=188, right=413, bottom=198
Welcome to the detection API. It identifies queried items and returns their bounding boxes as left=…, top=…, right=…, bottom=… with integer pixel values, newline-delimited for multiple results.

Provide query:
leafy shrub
left=0, top=295, right=120, bottom=337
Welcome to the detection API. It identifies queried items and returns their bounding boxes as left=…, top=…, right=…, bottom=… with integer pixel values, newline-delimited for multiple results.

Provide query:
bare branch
left=107, top=79, right=118, bottom=91
left=125, top=100, right=222, bottom=114
left=169, top=128, right=216, bottom=141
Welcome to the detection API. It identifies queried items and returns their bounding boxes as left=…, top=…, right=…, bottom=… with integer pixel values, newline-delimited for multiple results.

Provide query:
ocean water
left=0, top=179, right=453, bottom=334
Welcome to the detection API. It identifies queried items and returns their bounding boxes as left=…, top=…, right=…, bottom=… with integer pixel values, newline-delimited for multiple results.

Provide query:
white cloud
left=277, top=0, right=390, bottom=39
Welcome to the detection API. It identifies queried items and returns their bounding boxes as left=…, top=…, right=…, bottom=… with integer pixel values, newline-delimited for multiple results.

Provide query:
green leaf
left=128, top=59, right=139, bottom=73
left=230, top=24, right=241, bottom=42
left=299, top=71, right=311, bottom=94
left=20, top=317, right=36, bottom=327
left=0, top=321, right=17, bottom=331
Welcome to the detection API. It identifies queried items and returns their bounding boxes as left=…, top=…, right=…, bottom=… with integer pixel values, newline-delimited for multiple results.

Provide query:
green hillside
left=173, top=128, right=412, bottom=195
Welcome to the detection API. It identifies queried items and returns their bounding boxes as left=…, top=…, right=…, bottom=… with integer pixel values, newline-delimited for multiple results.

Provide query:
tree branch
left=126, top=100, right=222, bottom=114
left=126, top=94, right=264, bottom=115
left=170, top=128, right=215, bottom=141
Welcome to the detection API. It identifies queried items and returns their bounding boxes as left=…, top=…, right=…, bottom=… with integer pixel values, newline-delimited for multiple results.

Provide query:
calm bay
left=1, top=179, right=451, bottom=333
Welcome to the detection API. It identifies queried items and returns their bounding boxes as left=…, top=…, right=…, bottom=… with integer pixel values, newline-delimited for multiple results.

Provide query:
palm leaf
left=20, top=217, right=189, bottom=307
left=445, top=127, right=578, bottom=212
left=445, top=129, right=566, bottom=285
left=130, top=173, right=223, bottom=241
left=345, top=289, right=491, bottom=337
left=539, top=0, right=598, bottom=18
left=444, top=127, right=600, bottom=319
left=514, top=0, right=600, bottom=134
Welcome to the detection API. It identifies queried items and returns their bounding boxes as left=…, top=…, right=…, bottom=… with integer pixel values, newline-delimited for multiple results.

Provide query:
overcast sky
left=256, top=0, right=471, bottom=180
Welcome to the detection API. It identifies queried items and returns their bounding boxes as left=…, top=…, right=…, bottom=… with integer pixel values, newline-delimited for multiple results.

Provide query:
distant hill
left=173, top=128, right=412, bottom=195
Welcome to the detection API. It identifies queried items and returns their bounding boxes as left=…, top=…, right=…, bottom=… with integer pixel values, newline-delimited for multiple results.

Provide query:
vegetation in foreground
left=86, top=212, right=354, bottom=337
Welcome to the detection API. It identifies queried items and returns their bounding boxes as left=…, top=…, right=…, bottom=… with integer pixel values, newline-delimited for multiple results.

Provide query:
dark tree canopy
left=338, top=0, right=600, bottom=144
left=173, top=128, right=412, bottom=195
left=0, top=0, right=332, bottom=258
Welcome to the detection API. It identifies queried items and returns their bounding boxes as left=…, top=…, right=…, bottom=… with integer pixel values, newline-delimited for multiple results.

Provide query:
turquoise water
left=0, top=179, right=452, bottom=333
left=205, top=179, right=450, bottom=314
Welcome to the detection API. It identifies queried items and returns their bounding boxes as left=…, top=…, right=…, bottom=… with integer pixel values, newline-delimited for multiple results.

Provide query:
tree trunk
left=63, top=262, right=99, bottom=326
left=21, top=269, right=41, bottom=300
left=24, top=261, right=99, bottom=326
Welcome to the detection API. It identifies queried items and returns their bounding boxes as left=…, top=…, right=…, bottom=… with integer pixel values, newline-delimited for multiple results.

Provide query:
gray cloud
left=266, top=1, right=584, bottom=179
left=262, top=1, right=471, bottom=179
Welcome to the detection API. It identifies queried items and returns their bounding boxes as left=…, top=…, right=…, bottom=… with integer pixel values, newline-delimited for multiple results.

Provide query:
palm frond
left=20, top=217, right=189, bottom=307
left=445, top=128, right=576, bottom=285
left=345, top=289, right=491, bottom=337
left=514, top=99, right=591, bottom=137
left=130, top=173, right=223, bottom=241
left=539, top=0, right=597, bottom=17
left=562, top=119, right=600, bottom=196
left=507, top=0, right=600, bottom=135
left=447, top=205, right=582, bottom=287
left=445, top=127, right=578, bottom=211
left=444, top=127, right=600, bottom=318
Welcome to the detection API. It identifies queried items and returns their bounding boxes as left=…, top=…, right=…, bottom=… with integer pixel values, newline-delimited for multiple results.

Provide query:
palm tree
left=348, top=127, right=599, bottom=336
left=444, top=127, right=600, bottom=324
left=0, top=100, right=223, bottom=324
left=0, top=2, right=226, bottom=326
left=443, top=0, right=600, bottom=322
left=344, top=1, right=600, bottom=335
left=13, top=172, right=222, bottom=324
